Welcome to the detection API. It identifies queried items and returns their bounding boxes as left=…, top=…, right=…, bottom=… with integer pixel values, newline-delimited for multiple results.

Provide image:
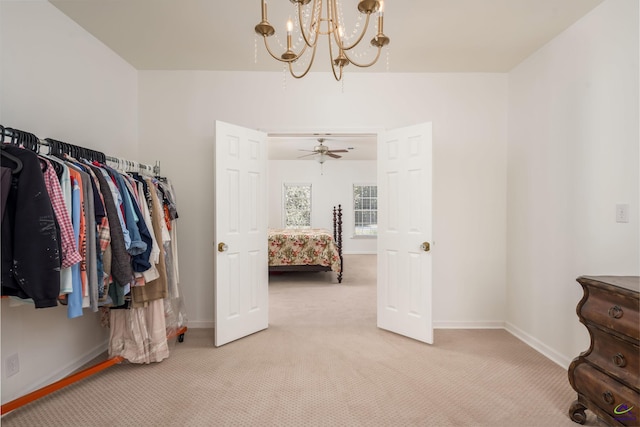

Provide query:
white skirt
left=108, top=298, right=170, bottom=364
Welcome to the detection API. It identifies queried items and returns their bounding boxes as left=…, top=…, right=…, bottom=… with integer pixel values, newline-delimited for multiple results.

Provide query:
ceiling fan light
left=317, top=154, right=327, bottom=164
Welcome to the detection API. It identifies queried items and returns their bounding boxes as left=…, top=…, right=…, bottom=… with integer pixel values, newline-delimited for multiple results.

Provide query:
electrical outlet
left=616, top=204, right=629, bottom=223
left=5, top=353, right=20, bottom=378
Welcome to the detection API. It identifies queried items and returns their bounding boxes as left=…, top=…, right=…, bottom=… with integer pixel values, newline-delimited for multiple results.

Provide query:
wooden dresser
left=568, top=276, right=640, bottom=426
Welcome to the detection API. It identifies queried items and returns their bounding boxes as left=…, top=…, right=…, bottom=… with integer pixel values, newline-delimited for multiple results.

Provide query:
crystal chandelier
left=255, top=0, right=390, bottom=81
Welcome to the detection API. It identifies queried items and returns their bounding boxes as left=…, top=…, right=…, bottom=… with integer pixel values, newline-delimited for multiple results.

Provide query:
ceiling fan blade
left=327, top=149, right=349, bottom=153
left=298, top=149, right=316, bottom=152
left=326, top=153, right=342, bottom=159
left=297, top=153, right=318, bottom=158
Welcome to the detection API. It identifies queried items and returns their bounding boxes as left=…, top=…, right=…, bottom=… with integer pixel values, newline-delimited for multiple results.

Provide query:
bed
left=268, top=205, right=343, bottom=283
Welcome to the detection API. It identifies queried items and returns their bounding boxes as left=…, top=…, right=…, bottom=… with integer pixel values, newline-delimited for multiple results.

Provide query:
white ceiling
left=48, top=0, right=603, bottom=159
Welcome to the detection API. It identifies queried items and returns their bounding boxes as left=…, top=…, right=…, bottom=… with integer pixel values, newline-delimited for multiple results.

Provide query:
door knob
left=218, top=242, right=228, bottom=252
left=421, top=242, right=430, bottom=252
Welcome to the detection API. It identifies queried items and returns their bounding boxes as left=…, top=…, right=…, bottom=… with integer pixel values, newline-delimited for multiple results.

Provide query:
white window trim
left=353, top=183, right=377, bottom=238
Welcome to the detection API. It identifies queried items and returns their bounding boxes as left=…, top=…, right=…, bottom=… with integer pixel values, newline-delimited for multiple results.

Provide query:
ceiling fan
left=298, top=138, right=349, bottom=160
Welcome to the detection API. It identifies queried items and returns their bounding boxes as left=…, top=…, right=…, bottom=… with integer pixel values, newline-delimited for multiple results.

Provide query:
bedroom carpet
left=2, top=255, right=602, bottom=426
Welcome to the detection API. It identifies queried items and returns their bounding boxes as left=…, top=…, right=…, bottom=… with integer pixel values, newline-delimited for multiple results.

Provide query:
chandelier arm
left=297, top=0, right=321, bottom=48
left=341, top=46, right=382, bottom=68
left=327, top=30, right=343, bottom=81
left=262, top=37, right=293, bottom=63
left=289, top=42, right=319, bottom=79
left=296, top=41, right=314, bottom=65
left=329, top=61, right=344, bottom=81
left=331, top=2, right=372, bottom=51
left=262, top=36, right=311, bottom=64
left=294, top=42, right=310, bottom=61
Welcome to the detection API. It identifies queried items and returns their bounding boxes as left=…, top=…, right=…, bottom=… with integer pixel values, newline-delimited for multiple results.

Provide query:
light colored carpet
left=2, top=255, right=601, bottom=426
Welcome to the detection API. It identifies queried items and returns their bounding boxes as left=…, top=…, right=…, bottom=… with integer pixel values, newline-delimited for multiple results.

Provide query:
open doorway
left=266, top=132, right=378, bottom=259
left=265, top=133, right=378, bottom=331
left=214, top=122, right=433, bottom=346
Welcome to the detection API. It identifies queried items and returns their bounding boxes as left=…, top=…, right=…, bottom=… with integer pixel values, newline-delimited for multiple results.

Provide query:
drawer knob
left=602, top=391, right=615, bottom=405
left=608, top=305, right=623, bottom=319
left=612, top=353, right=627, bottom=367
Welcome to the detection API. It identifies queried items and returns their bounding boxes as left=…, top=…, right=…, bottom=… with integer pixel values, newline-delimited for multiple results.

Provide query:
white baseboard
left=150, top=320, right=572, bottom=369
left=434, top=321, right=572, bottom=369
left=187, top=320, right=215, bottom=329
left=21, top=340, right=109, bottom=401
left=504, top=321, right=572, bottom=369
left=434, top=320, right=505, bottom=329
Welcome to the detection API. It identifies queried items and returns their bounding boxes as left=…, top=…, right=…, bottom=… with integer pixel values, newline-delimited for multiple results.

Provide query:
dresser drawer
left=573, top=362, right=640, bottom=425
left=581, top=286, right=640, bottom=341
left=587, top=325, right=640, bottom=390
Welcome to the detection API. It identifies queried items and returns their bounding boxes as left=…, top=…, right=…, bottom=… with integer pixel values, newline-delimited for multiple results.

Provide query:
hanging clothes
left=1, top=126, right=185, bottom=366
left=41, top=157, right=82, bottom=269
left=0, top=166, right=11, bottom=221
left=67, top=175, right=84, bottom=319
left=87, top=164, right=133, bottom=292
left=1, top=145, right=61, bottom=308
left=80, top=160, right=110, bottom=304
left=107, top=174, right=182, bottom=363
left=45, top=155, right=75, bottom=295
left=130, top=177, right=168, bottom=307
left=108, top=298, right=169, bottom=364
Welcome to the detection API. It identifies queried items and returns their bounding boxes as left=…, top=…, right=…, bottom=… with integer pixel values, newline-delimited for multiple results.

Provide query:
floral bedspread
left=268, top=228, right=341, bottom=273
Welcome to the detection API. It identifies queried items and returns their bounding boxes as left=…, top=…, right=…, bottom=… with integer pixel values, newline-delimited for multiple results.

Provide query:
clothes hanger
left=40, top=139, right=64, bottom=177
left=45, top=138, right=59, bottom=157
left=15, top=129, right=25, bottom=148
left=28, top=132, right=39, bottom=153
left=1, top=146, right=23, bottom=174
left=8, top=128, right=19, bottom=146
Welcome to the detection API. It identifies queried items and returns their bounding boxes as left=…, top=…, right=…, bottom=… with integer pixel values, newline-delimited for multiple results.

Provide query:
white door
left=214, top=121, right=269, bottom=347
left=377, top=123, right=433, bottom=344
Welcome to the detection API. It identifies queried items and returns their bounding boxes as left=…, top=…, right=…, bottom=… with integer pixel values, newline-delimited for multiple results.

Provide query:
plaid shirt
left=82, top=161, right=112, bottom=300
left=42, top=158, right=82, bottom=268
left=81, top=161, right=111, bottom=254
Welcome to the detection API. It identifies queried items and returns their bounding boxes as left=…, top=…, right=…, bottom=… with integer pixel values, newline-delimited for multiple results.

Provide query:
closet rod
left=0, top=125, right=160, bottom=176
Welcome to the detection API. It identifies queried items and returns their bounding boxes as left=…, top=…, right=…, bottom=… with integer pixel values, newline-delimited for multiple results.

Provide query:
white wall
left=0, top=1, right=139, bottom=403
left=4, top=0, right=630, bottom=405
left=138, top=71, right=508, bottom=329
left=506, top=0, right=639, bottom=368
left=268, top=160, right=377, bottom=254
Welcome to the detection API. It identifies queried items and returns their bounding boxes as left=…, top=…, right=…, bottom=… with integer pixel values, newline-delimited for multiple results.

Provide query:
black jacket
left=1, top=145, right=61, bottom=308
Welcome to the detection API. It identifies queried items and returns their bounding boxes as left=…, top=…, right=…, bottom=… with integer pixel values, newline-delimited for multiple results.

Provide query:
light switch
left=616, top=204, right=629, bottom=223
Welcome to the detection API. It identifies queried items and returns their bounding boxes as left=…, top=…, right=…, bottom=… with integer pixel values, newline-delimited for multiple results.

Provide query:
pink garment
left=41, top=158, right=82, bottom=269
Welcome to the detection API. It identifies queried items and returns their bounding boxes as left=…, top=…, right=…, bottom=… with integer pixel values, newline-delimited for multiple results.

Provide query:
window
left=283, top=183, right=312, bottom=228
left=353, top=184, right=377, bottom=236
